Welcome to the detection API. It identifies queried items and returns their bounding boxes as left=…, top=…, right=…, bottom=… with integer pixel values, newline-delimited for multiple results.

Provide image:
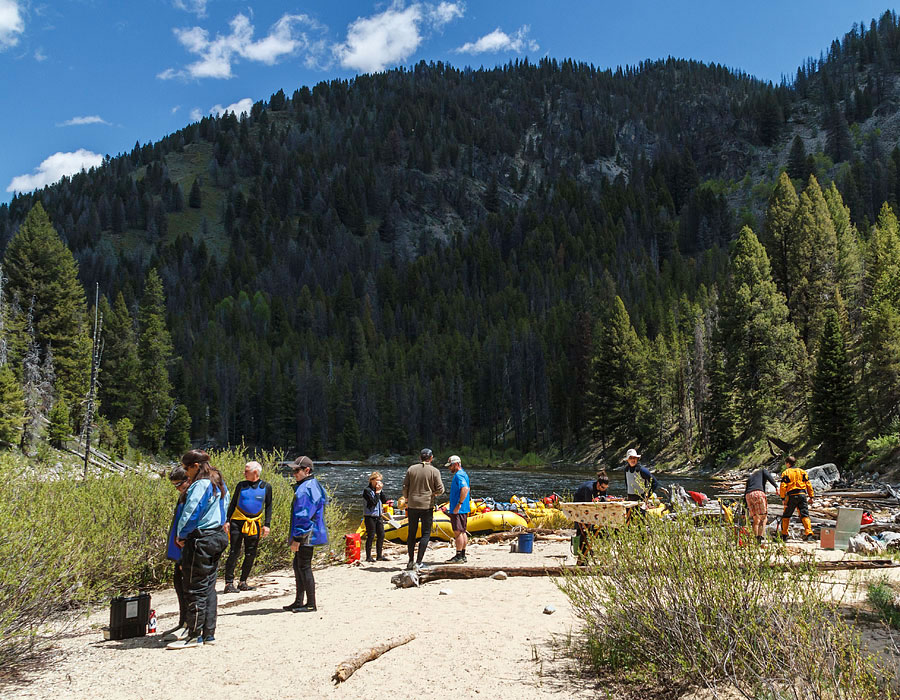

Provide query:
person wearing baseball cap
left=444, top=455, right=470, bottom=564
left=623, top=448, right=660, bottom=501
left=401, top=448, right=444, bottom=570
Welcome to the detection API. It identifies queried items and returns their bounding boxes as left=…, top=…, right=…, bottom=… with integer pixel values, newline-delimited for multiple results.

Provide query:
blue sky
left=0, top=1, right=895, bottom=201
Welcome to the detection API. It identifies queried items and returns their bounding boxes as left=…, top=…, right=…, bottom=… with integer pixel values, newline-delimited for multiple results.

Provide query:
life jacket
left=779, top=467, right=813, bottom=498
left=232, top=481, right=267, bottom=536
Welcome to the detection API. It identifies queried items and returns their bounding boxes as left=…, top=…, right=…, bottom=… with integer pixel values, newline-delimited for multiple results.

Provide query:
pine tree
left=189, top=178, right=202, bottom=208
left=47, top=394, right=71, bottom=448
left=2, top=203, right=90, bottom=406
left=811, top=309, right=856, bottom=463
left=788, top=176, right=839, bottom=352
left=0, top=363, right=25, bottom=445
left=114, top=417, right=133, bottom=459
left=822, top=182, right=863, bottom=319
left=763, top=172, right=799, bottom=299
left=136, top=269, right=174, bottom=452
left=164, top=404, right=192, bottom=455
left=786, top=136, right=808, bottom=181
left=98, top=293, right=140, bottom=424
left=715, top=226, right=800, bottom=437
left=587, top=296, right=649, bottom=447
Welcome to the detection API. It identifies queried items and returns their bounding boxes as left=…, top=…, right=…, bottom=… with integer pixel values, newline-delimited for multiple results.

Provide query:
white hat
left=444, top=455, right=461, bottom=467
left=625, top=448, right=641, bottom=459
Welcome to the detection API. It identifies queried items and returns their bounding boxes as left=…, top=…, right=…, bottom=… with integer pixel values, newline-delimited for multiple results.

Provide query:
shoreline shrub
left=557, top=509, right=892, bottom=699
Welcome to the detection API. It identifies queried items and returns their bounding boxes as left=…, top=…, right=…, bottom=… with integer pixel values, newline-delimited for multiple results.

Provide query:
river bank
left=6, top=535, right=900, bottom=700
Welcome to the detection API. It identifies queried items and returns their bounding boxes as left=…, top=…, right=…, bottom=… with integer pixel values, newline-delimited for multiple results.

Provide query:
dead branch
left=332, top=633, right=416, bottom=684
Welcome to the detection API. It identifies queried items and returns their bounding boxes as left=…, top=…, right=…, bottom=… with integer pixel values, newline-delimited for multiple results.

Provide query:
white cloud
left=430, top=2, right=464, bottom=28
left=171, top=105, right=181, bottom=114
left=7, top=149, right=104, bottom=193
left=455, top=25, right=538, bottom=55
left=173, top=0, right=208, bottom=18
left=57, top=115, right=110, bottom=127
left=334, top=2, right=464, bottom=74
left=0, top=0, right=25, bottom=49
left=159, top=12, right=325, bottom=80
left=190, top=97, right=252, bottom=122
left=34, top=47, right=46, bottom=62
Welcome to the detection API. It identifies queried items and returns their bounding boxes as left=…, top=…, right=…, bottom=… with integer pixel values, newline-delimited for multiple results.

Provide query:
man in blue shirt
left=445, top=455, right=470, bottom=564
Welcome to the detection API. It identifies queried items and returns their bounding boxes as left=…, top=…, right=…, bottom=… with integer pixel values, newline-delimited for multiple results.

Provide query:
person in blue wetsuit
left=623, top=448, right=663, bottom=501
left=162, top=465, right=190, bottom=642
left=284, top=456, right=328, bottom=613
left=223, top=460, right=273, bottom=593
left=166, top=450, right=229, bottom=650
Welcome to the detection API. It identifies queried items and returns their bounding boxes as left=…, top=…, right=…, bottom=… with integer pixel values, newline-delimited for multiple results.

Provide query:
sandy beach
left=7, top=537, right=598, bottom=700
left=6, top=534, right=899, bottom=700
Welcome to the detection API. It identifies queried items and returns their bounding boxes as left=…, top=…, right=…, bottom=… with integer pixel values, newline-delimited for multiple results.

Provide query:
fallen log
left=332, top=633, right=416, bottom=684
left=822, top=491, right=889, bottom=499
left=408, top=559, right=900, bottom=585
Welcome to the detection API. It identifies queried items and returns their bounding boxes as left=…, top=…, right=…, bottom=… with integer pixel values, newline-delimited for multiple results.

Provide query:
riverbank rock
left=390, top=571, right=419, bottom=588
left=807, top=464, right=840, bottom=494
left=848, top=533, right=885, bottom=554
left=490, top=571, right=508, bottom=580
left=543, top=605, right=556, bottom=615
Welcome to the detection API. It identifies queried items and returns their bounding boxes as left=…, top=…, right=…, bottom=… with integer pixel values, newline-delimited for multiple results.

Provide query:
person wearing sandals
left=283, top=456, right=328, bottom=613
left=167, top=450, right=229, bottom=649
left=162, top=466, right=190, bottom=642
left=362, top=471, right=389, bottom=562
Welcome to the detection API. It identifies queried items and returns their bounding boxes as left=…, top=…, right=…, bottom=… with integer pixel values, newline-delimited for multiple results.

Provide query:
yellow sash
left=232, top=506, right=262, bottom=536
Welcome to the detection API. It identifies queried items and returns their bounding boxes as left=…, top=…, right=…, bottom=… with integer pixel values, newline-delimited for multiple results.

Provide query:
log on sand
left=409, top=560, right=899, bottom=585
left=475, top=528, right=565, bottom=544
left=332, top=633, right=416, bottom=684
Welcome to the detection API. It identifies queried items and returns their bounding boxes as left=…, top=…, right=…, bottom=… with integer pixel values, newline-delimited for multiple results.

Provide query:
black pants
left=364, top=516, right=384, bottom=559
left=782, top=492, right=810, bottom=520
left=224, top=521, right=261, bottom=583
left=292, top=545, right=316, bottom=608
left=626, top=494, right=641, bottom=502
left=406, top=508, right=433, bottom=563
left=181, top=528, right=228, bottom=637
left=173, top=563, right=186, bottom=627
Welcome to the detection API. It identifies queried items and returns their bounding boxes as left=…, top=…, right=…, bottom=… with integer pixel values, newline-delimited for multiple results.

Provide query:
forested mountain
left=3, top=13, right=900, bottom=464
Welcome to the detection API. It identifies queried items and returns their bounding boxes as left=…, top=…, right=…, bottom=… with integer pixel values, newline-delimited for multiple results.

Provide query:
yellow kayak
left=357, top=509, right=528, bottom=542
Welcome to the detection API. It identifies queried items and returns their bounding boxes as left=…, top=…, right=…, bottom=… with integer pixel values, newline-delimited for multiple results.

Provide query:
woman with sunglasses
left=167, top=450, right=229, bottom=649
left=283, top=456, right=328, bottom=613
left=162, top=466, right=190, bottom=642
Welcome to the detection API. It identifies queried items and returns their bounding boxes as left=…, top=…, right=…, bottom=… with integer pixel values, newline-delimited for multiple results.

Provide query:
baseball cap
left=625, top=448, right=641, bottom=459
left=444, top=455, right=461, bottom=467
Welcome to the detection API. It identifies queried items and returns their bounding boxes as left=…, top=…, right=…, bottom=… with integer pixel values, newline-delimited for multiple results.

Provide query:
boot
left=780, top=518, right=790, bottom=539
left=801, top=517, right=814, bottom=541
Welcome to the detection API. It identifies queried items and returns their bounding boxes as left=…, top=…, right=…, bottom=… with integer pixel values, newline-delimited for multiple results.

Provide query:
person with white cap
left=444, top=455, right=470, bottom=564
left=623, top=448, right=659, bottom=501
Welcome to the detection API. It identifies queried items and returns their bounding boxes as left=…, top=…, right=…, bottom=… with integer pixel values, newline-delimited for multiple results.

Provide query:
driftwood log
left=407, top=560, right=899, bottom=586
left=474, top=528, right=565, bottom=544
left=332, top=633, right=416, bottom=684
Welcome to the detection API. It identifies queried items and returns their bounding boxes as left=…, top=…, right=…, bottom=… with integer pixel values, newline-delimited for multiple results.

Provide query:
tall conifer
left=763, top=172, right=799, bottom=299
left=2, top=203, right=89, bottom=406
left=136, top=269, right=173, bottom=452
left=98, top=292, right=140, bottom=424
left=811, top=308, right=856, bottom=462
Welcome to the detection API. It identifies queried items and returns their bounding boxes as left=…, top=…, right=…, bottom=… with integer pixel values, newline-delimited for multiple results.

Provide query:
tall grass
left=0, top=448, right=348, bottom=675
left=557, top=510, right=893, bottom=699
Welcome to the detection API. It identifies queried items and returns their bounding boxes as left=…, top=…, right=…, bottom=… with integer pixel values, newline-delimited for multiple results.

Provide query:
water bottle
left=148, top=609, right=157, bottom=634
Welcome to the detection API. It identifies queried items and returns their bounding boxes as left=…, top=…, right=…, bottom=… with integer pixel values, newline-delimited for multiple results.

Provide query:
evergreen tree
left=114, top=417, right=133, bottom=459
left=164, top=404, right=192, bottom=455
left=715, top=226, right=800, bottom=437
left=47, top=394, right=71, bottom=448
left=98, top=292, right=140, bottom=424
left=786, top=136, right=808, bottom=181
left=763, top=172, right=799, bottom=299
left=2, top=203, right=90, bottom=406
left=0, top=363, right=25, bottom=445
left=823, top=182, right=863, bottom=319
left=587, top=296, right=649, bottom=447
left=189, top=178, right=202, bottom=208
left=136, top=269, right=174, bottom=452
left=787, top=176, right=839, bottom=352
left=811, top=309, right=856, bottom=463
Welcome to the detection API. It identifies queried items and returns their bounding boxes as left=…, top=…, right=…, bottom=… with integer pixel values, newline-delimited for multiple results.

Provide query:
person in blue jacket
left=162, top=465, right=190, bottom=642
left=283, top=455, right=328, bottom=613
left=623, top=448, right=665, bottom=501
left=166, top=450, right=229, bottom=650
left=362, top=471, right=389, bottom=562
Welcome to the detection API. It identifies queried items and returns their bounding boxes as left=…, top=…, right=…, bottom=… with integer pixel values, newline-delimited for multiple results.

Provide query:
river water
left=306, top=463, right=722, bottom=524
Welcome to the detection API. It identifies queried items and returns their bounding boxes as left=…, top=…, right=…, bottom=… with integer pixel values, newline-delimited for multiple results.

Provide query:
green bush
left=866, top=433, right=900, bottom=452
left=557, top=510, right=892, bottom=699
left=868, top=578, right=900, bottom=629
left=0, top=448, right=348, bottom=674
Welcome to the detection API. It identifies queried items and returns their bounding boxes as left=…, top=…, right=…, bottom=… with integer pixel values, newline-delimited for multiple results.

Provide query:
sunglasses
left=171, top=479, right=187, bottom=487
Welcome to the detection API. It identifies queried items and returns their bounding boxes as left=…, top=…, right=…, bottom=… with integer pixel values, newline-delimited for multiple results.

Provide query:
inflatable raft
left=357, top=509, right=528, bottom=542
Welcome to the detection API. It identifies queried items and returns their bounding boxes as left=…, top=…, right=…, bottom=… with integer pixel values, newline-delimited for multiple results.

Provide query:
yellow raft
left=357, top=509, right=529, bottom=542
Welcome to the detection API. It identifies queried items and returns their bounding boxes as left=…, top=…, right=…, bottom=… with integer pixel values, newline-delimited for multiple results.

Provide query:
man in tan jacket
left=402, top=448, right=445, bottom=570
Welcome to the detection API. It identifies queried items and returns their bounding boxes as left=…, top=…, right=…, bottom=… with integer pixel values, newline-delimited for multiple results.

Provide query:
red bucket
left=344, top=533, right=361, bottom=563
